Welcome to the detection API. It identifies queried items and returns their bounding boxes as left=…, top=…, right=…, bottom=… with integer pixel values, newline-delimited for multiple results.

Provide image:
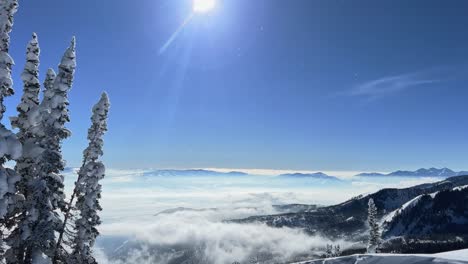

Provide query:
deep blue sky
left=4, top=0, right=468, bottom=171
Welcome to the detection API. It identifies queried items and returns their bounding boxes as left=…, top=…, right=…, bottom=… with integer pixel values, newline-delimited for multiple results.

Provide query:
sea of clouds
left=62, top=168, right=441, bottom=264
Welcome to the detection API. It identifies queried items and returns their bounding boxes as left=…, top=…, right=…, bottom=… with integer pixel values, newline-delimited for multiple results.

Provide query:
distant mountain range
left=278, top=172, right=342, bottom=181
left=142, top=169, right=248, bottom=177
left=143, top=170, right=343, bottom=179
left=64, top=167, right=468, bottom=180
left=356, top=168, right=468, bottom=178
left=63, top=168, right=250, bottom=177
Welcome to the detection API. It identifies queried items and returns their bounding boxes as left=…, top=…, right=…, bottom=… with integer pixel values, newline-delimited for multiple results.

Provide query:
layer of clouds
left=61, top=168, right=449, bottom=263
left=96, top=208, right=347, bottom=264
left=62, top=168, right=446, bottom=223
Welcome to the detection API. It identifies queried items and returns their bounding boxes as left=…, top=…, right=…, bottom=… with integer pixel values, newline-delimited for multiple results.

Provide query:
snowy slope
left=383, top=185, right=468, bottom=237
left=294, top=250, right=468, bottom=264
left=435, top=249, right=468, bottom=261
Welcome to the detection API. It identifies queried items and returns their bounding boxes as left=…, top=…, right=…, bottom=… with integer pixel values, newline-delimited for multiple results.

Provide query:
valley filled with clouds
left=62, top=169, right=442, bottom=263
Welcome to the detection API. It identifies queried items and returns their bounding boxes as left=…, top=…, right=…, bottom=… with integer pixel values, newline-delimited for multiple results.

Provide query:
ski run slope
left=294, top=249, right=468, bottom=264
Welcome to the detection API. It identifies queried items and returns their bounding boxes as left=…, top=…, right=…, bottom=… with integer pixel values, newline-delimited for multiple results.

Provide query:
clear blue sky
left=4, top=0, right=468, bottom=171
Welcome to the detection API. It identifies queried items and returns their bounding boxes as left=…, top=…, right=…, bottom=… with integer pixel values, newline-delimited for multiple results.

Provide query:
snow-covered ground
left=295, top=249, right=468, bottom=264
left=435, top=249, right=468, bottom=262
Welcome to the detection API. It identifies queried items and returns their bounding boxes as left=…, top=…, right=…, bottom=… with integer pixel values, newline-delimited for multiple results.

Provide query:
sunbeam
left=159, top=13, right=194, bottom=55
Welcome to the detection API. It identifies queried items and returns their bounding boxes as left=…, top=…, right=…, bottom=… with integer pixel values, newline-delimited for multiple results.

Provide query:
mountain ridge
left=356, top=168, right=468, bottom=177
left=233, top=175, right=468, bottom=243
left=278, top=172, right=342, bottom=181
left=143, top=169, right=249, bottom=177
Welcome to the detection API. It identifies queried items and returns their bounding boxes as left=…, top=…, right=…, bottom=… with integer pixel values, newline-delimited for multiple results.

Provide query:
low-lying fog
left=63, top=169, right=441, bottom=264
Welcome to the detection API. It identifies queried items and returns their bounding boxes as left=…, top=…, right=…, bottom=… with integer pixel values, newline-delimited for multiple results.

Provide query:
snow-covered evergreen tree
left=18, top=38, right=76, bottom=264
left=325, top=244, right=333, bottom=258
left=10, top=33, right=41, bottom=136
left=67, top=93, right=110, bottom=264
left=0, top=0, right=17, bottom=119
left=5, top=33, right=42, bottom=264
left=367, top=198, right=381, bottom=253
left=0, top=0, right=21, bottom=260
left=333, top=245, right=340, bottom=257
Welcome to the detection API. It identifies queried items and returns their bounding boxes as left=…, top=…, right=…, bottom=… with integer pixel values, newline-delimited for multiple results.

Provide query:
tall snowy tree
left=10, top=33, right=41, bottom=136
left=0, top=0, right=21, bottom=260
left=0, top=0, right=17, bottom=119
left=325, top=244, right=333, bottom=258
left=18, top=37, right=76, bottom=264
left=367, top=198, right=381, bottom=253
left=65, top=93, right=109, bottom=264
left=5, top=33, right=42, bottom=264
left=333, top=245, right=341, bottom=257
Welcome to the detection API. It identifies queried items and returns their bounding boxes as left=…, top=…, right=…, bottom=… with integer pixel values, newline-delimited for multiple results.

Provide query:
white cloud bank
left=59, top=168, right=448, bottom=264
left=96, top=208, right=347, bottom=264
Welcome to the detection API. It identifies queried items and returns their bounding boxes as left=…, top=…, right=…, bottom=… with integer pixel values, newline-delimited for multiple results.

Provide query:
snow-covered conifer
left=40, top=37, right=75, bottom=142
left=5, top=33, right=42, bottom=264
left=10, top=33, right=41, bottom=136
left=367, top=198, right=381, bottom=253
left=18, top=38, right=76, bottom=263
left=0, top=0, right=21, bottom=260
left=9, top=32, right=41, bottom=203
left=333, top=245, right=340, bottom=257
left=67, top=93, right=110, bottom=264
left=325, top=244, right=333, bottom=258
left=0, top=0, right=18, bottom=119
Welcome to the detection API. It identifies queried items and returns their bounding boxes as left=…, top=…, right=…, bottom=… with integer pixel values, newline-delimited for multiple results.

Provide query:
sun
left=193, top=0, right=216, bottom=13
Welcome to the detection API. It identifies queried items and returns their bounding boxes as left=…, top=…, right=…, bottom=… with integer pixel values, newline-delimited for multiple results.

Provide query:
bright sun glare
left=193, top=0, right=216, bottom=13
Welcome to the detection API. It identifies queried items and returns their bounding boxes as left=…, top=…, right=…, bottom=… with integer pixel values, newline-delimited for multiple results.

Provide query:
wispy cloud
left=341, top=64, right=468, bottom=100
left=349, top=71, right=438, bottom=100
